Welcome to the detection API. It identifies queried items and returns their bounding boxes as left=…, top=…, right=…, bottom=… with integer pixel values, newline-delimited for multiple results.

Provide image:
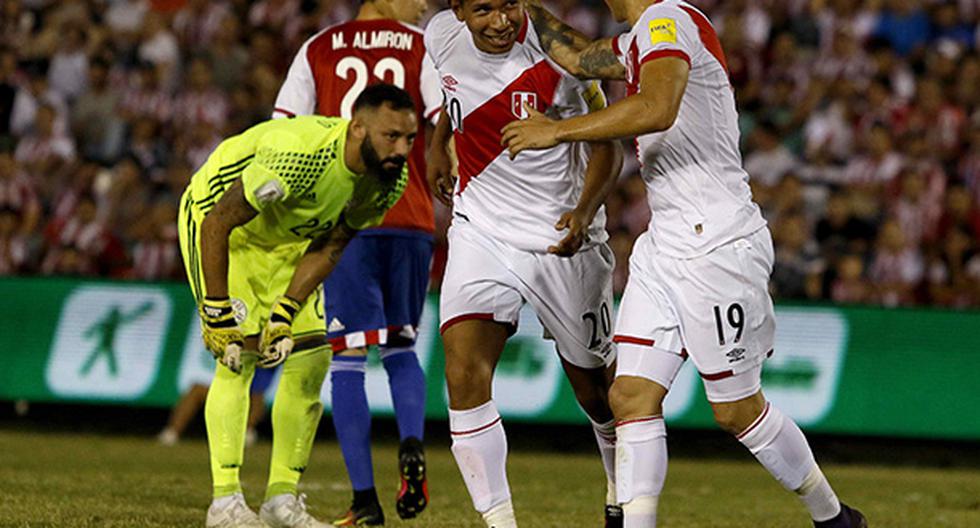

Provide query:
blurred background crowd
left=1, top=0, right=980, bottom=309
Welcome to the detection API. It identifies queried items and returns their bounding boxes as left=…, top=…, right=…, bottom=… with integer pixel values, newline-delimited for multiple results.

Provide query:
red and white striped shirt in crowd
left=131, top=235, right=180, bottom=280
left=840, top=152, right=904, bottom=186
left=13, top=133, right=76, bottom=166
left=0, top=235, right=29, bottom=275
left=172, top=89, right=229, bottom=129
left=0, top=172, right=39, bottom=213
left=119, top=86, right=173, bottom=123
left=870, top=247, right=924, bottom=306
left=172, top=1, right=231, bottom=49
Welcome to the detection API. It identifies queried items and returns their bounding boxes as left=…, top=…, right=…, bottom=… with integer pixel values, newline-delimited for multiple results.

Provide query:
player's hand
left=501, top=103, right=560, bottom=159
left=548, top=207, right=592, bottom=256
left=427, top=142, right=455, bottom=207
left=258, top=295, right=302, bottom=369
left=199, top=297, right=245, bottom=374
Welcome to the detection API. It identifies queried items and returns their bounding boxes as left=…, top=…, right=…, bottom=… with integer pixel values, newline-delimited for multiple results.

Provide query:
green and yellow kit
left=178, top=115, right=407, bottom=340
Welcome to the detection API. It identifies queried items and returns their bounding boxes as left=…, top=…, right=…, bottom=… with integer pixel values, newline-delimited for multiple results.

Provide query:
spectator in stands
left=0, top=147, right=39, bottom=235
left=745, top=121, right=799, bottom=189
left=0, top=205, right=29, bottom=274
left=771, top=213, right=823, bottom=300
left=71, top=57, right=124, bottom=163
left=925, top=226, right=978, bottom=308
left=870, top=219, right=925, bottom=306
left=831, top=252, right=873, bottom=304
left=14, top=103, right=75, bottom=200
left=46, top=22, right=88, bottom=101
left=128, top=199, right=179, bottom=280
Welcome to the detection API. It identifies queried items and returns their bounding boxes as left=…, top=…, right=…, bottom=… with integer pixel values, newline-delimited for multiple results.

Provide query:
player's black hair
left=353, top=83, right=415, bottom=114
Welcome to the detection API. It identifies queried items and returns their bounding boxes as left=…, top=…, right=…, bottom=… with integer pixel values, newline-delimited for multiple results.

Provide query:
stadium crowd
left=1, top=0, right=979, bottom=308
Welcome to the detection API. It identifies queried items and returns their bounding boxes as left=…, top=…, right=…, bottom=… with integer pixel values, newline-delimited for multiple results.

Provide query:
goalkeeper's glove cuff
left=270, top=296, right=302, bottom=324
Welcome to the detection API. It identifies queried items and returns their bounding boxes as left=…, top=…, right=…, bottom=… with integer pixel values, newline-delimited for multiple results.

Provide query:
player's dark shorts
left=324, top=228, right=433, bottom=352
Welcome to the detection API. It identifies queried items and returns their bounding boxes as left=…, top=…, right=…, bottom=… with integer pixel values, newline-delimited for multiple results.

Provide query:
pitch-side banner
left=1, top=277, right=978, bottom=439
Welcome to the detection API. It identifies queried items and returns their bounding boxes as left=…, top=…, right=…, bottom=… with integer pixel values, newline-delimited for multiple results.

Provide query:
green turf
left=0, top=430, right=978, bottom=527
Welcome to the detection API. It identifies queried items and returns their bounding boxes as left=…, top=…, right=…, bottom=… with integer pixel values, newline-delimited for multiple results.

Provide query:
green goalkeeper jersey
left=186, top=115, right=407, bottom=248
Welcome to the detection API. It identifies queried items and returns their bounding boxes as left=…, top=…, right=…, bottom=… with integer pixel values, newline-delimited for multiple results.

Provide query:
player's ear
left=451, top=0, right=464, bottom=19
left=349, top=115, right=367, bottom=142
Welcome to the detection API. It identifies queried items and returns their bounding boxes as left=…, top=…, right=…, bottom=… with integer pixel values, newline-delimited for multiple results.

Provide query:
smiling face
left=453, top=0, right=524, bottom=54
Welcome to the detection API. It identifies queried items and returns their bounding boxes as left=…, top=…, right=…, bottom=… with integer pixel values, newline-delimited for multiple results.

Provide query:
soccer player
left=425, top=1, right=624, bottom=526
left=272, top=0, right=441, bottom=524
left=501, top=1, right=868, bottom=527
left=178, top=84, right=416, bottom=528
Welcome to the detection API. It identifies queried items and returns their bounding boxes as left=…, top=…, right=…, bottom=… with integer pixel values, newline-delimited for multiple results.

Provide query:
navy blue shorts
left=324, top=229, right=433, bottom=352
left=251, top=366, right=276, bottom=394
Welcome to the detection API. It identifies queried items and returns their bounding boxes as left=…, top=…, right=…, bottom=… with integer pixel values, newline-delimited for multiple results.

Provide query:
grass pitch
left=0, top=429, right=978, bottom=527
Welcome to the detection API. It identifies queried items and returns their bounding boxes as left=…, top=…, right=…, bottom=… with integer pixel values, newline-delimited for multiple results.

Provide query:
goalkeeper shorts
left=178, top=190, right=326, bottom=342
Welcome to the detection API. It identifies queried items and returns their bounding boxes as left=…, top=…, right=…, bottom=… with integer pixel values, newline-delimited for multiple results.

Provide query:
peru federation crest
left=511, top=91, right=538, bottom=119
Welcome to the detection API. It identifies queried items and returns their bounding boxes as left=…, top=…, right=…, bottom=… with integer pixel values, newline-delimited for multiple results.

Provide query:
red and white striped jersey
left=425, top=10, right=608, bottom=253
left=273, top=19, right=442, bottom=233
left=613, top=0, right=765, bottom=258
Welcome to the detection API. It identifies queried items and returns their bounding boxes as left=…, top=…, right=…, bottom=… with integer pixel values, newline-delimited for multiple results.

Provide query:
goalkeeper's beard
left=361, top=135, right=406, bottom=183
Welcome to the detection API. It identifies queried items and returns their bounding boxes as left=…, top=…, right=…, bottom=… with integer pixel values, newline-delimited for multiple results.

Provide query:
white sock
left=481, top=501, right=518, bottom=528
left=616, top=416, right=667, bottom=528
left=737, top=403, right=841, bottom=521
left=623, top=496, right=658, bottom=528
left=590, top=417, right=617, bottom=505
left=449, top=401, right=512, bottom=515
left=798, top=466, right=843, bottom=521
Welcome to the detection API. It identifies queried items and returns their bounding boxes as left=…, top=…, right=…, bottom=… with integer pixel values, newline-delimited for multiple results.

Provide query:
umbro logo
left=328, top=317, right=346, bottom=332
left=442, top=74, right=459, bottom=92
left=726, top=348, right=746, bottom=363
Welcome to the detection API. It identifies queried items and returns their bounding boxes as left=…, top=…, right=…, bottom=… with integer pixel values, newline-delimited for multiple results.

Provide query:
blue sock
left=330, top=356, right=374, bottom=491
left=381, top=348, right=426, bottom=441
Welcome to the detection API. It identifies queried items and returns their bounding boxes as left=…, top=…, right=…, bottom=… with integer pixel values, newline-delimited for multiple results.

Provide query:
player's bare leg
left=713, top=390, right=867, bottom=527
left=159, top=383, right=209, bottom=445
left=561, top=358, right=622, bottom=527
left=608, top=375, right=669, bottom=528
left=443, top=319, right=516, bottom=528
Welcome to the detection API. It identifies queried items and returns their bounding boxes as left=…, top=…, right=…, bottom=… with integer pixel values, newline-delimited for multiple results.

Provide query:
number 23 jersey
left=273, top=19, right=442, bottom=234
left=424, top=10, right=609, bottom=253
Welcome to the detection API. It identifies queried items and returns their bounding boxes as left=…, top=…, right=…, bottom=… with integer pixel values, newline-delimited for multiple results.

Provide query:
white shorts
left=614, top=227, right=775, bottom=402
left=440, top=220, right=616, bottom=369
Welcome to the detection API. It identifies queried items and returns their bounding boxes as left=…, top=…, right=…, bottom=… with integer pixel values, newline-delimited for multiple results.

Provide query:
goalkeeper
left=177, top=84, right=416, bottom=528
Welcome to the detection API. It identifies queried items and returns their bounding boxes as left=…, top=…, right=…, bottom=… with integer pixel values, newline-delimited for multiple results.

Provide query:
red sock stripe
left=736, top=402, right=771, bottom=440
left=615, top=415, right=663, bottom=427
left=450, top=416, right=502, bottom=436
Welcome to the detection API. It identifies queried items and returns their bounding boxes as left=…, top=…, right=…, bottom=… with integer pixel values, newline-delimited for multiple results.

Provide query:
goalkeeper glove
left=258, top=295, right=302, bottom=369
left=200, top=297, right=245, bottom=374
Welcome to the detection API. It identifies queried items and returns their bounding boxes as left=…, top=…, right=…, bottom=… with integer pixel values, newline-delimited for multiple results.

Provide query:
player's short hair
left=352, top=83, right=415, bottom=114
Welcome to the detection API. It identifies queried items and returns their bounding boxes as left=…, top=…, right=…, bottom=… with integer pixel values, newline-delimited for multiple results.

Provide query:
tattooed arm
left=524, top=0, right=625, bottom=80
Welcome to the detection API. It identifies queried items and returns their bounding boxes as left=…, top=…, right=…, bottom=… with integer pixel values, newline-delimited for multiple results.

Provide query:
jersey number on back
left=335, top=56, right=406, bottom=119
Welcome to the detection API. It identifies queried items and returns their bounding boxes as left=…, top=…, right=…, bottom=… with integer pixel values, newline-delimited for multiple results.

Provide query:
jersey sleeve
left=344, top=164, right=410, bottom=230
left=272, top=36, right=319, bottom=118
left=612, top=32, right=630, bottom=67
left=420, top=52, right=442, bottom=125
left=240, top=128, right=334, bottom=212
left=423, top=10, right=459, bottom=71
left=634, top=5, right=696, bottom=69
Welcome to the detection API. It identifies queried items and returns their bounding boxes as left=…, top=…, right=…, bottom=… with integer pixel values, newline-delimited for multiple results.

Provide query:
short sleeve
left=612, top=33, right=630, bottom=67
left=344, top=164, right=409, bottom=230
left=272, top=36, right=319, bottom=118
left=240, top=128, right=338, bottom=212
left=423, top=10, right=459, bottom=71
left=635, top=5, right=696, bottom=69
left=420, top=53, right=442, bottom=125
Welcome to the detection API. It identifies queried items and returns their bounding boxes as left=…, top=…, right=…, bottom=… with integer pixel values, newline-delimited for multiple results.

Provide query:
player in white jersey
left=502, top=1, right=867, bottom=527
left=425, top=1, right=624, bottom=526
